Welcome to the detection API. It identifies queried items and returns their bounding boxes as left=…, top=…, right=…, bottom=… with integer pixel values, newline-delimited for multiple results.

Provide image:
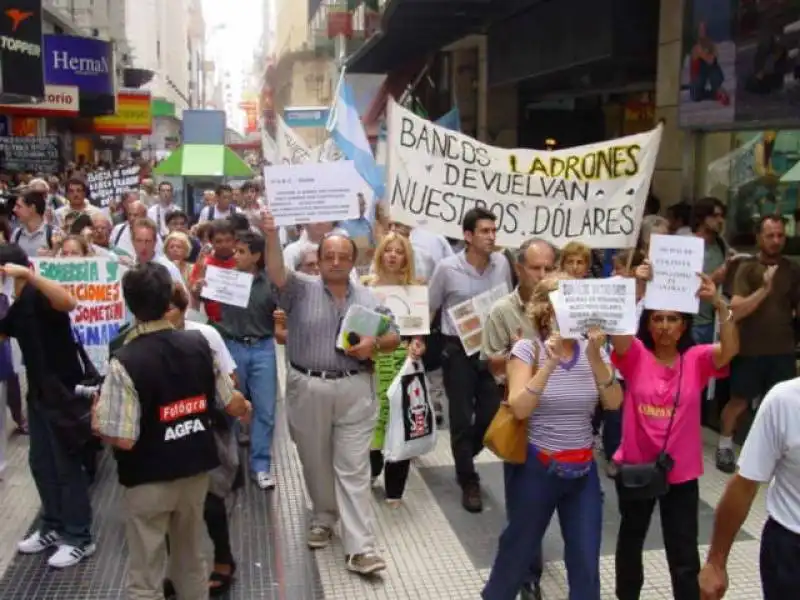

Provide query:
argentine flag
left=327, top=81, right=385, bottom=199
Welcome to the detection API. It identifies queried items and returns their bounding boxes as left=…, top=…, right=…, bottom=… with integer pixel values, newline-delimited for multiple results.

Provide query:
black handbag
left=617, top=357, right=683, bottom=501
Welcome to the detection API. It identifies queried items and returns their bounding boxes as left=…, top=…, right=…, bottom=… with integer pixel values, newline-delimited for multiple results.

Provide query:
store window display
left=703, top=129, right=800, bottom=251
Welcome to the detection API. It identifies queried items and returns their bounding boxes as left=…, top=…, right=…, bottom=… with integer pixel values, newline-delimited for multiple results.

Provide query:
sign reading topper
left=43, top=34, right=114, bottom=96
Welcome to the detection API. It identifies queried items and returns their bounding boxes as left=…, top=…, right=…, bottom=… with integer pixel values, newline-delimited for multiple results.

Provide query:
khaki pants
left=286, top=369, right=376, bottom=555
left=123, top=473, right=210, bottom=600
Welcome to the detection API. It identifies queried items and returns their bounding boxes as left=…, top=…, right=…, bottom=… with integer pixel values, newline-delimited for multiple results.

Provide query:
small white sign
left=201, top=265, right=254, bottom=308
left=554, top=278, right=638, bottom=339
left=371, top=285, right=430, bottom=336
left=644, top=234, right=704, bottom=314
left=264, top=160, right=362, bottom=226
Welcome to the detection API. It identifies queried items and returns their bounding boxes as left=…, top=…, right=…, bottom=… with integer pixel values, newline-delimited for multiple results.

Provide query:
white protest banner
left=644, top=234, right=704, bottom=314
left=387, top=100, right=662, bottom=249
left=554, top=278, right=637, bottom=339
left=32, top=257, right=127, bottom=375
left=264, top=161, right=361, bottom=226
left=371, top=285, right=430, bottom=336
left=87, top=166, right=140, bottom=208
left=447, top=284, right=509, bottom=355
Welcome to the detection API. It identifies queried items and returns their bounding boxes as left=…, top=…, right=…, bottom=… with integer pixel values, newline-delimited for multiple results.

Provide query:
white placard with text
left=554, top=278, right=638, bottom=339
left=264, top=160, right=362, bottom=226
left=201, top=265, right=254, bottom=308
left=644, top=234, right=704, bottom=314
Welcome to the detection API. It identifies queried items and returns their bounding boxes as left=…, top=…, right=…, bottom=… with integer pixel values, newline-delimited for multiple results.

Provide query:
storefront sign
left=43, top=34, right=114, bottom=96
left=0, top=135, right=59, bottom=172
left=0, top=0, right=45, bottom=99
left=0, top=84, right=78, bottom=116
left=283, top=106, right=330, bottom=128
left=387, top=100, right=662, bottom=249
left=93, top=90, right=152, bottom=135
left=680, top=0, right=800, bottom=127
left=31, top=257, right=127, bottom=375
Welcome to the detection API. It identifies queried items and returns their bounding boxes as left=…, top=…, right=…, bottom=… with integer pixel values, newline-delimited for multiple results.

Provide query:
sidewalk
left=0, top=364, right=323, bottom=599
left=0, top=353, right=770, bottom=599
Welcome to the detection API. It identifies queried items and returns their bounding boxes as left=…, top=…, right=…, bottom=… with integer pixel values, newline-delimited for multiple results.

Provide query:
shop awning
left=347, top=0, right=526, bottom=74
left=153, top=144, right=254, bottom=178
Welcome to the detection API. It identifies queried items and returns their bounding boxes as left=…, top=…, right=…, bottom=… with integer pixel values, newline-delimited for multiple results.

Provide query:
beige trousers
left=286, top=369, right=377, bottom=555
left=122, top=472, right=210, bottom=600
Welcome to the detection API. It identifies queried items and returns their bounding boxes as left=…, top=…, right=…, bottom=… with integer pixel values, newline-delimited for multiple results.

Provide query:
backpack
left=208, top=204, right=239, bottom=221
left=113, top=223, right=128, bottom=247
left=12, top=224, right=53, bottom=250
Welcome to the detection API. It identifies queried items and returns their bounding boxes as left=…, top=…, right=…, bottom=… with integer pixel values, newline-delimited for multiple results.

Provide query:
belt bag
left=617, top=357, right=682, bottom=501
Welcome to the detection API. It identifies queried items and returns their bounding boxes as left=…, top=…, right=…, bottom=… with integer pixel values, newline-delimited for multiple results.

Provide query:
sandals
left=208, top=562, right=237, bottom=597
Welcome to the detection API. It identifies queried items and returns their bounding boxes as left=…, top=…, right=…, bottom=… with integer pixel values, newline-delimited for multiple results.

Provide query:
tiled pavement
left=0, top=360, right=770, bottom=598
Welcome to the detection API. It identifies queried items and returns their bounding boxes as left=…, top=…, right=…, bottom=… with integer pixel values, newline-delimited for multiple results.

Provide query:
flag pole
left=398, top=63, right=430, bottom=107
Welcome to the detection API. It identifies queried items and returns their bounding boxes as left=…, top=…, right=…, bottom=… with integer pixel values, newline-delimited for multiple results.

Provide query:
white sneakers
left=254, top=471, right=276, bottom=490
left=17, top=530, right=95, bottom=568
left=47, top=543, right=96, bottom=569
left=17, top=531, right=61, bottom=554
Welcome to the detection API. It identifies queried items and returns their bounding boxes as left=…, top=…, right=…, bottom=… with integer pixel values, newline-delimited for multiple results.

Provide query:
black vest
left=113, top=329, right=220, bottom=487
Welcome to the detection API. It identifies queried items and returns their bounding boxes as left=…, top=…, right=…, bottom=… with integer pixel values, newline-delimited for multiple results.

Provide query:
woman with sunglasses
left=608, top=265, right=739, bottom=600
left=483, top=273, right=623, bottom=600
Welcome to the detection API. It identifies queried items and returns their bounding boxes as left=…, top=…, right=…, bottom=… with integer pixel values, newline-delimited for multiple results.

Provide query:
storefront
left=489, top=0, right=659, bottom=149
left=680, top=0, right=800, bottom=251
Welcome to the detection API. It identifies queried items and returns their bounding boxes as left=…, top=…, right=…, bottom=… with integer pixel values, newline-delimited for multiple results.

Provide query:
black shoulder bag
left=616, top=357, right=683, bottom=501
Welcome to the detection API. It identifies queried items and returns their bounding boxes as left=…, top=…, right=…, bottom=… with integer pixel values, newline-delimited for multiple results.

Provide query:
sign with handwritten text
left=32, top=257, right=127, bottom=375
left=644, top=234, right=703, bottom=314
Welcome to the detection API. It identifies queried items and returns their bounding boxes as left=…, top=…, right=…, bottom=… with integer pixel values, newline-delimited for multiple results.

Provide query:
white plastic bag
left=384, top=358, right=436, bottom=462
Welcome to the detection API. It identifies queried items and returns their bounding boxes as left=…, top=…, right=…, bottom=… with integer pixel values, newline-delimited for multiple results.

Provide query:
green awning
left=153, top=144, right=254, bottom=177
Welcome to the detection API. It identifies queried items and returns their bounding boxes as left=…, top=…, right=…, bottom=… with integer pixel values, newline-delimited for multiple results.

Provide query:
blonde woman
left=366, top=232, right=425, bottom=505
left=558, top=241, right=592, bottom=279
left=483, top=274, right=622, bottom=600
left=164, top=231, right=194, bottom=284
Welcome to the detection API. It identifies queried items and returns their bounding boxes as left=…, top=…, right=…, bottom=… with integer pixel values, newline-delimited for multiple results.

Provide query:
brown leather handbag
left=483, top=341, right=538, bottom=464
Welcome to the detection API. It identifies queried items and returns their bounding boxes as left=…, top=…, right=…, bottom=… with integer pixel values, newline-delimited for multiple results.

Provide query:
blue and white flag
left=327, top=80, right=385, bottom=199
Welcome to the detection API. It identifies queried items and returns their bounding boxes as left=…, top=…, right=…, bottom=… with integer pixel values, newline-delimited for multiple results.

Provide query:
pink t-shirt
left=611, top=338, right=729, bottom=484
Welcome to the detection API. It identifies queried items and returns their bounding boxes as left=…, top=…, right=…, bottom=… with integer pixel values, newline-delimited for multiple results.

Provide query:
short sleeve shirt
left=738, top=378, right=800, bottom=534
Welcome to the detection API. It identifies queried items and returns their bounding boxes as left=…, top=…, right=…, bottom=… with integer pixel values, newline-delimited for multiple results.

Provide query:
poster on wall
left=0, top=136, right=60, bottom=172
left=680, top=0, right=800, bottom=128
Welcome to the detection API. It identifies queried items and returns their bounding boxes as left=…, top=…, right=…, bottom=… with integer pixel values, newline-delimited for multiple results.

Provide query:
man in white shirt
left=54, top=178, right=102, bottom=228
left=130, top=218, right=184, bottom=285
left=113, top=199, right=163, bottom=258
left=699, top=377, right=800, bottom=599
left=147, top=181, right=180, bottom=238
left=197, top=184, right=239, bottom=223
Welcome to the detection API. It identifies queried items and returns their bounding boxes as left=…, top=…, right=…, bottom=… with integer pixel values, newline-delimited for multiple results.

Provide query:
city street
left=0, top=359, right=770, bottom=599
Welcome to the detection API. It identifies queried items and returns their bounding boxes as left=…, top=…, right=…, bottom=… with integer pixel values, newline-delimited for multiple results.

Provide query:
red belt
left=531, top=446, right=593, bottom=466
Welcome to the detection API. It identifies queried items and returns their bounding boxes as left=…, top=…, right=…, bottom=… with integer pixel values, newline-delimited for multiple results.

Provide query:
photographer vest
left=113, top=328, right=220, bottom=487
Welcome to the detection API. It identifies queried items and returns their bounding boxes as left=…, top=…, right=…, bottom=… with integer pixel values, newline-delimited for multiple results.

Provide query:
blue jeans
left=503, top=462, right=543, bottom=587
left=226, top=338, right=277, bottom=474
left=483, top=452, right=602, bottom=600
left=27, top=400, right=92, bottom=546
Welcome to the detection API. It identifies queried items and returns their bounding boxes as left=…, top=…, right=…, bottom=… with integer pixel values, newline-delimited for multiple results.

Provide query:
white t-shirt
left=185, top=320, right=236, bottom=376
left=111, top=222, right=164, bottom=258
left=198, top=204, right=240, bottom=224
left=147, top=203, right=180, bottom=237
left=738, top=377, right=800, bottom=534
left=150, top=255, right=186, bottom=286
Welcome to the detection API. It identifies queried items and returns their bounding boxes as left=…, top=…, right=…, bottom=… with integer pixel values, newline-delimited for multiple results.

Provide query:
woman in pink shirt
left=609, top=269, right=739, bottom=600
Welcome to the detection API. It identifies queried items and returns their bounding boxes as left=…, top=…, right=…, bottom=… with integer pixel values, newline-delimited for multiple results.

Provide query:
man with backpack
left=11, top=190, right=57, bottom=257
left=197, top=184, right=240, bottom=224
